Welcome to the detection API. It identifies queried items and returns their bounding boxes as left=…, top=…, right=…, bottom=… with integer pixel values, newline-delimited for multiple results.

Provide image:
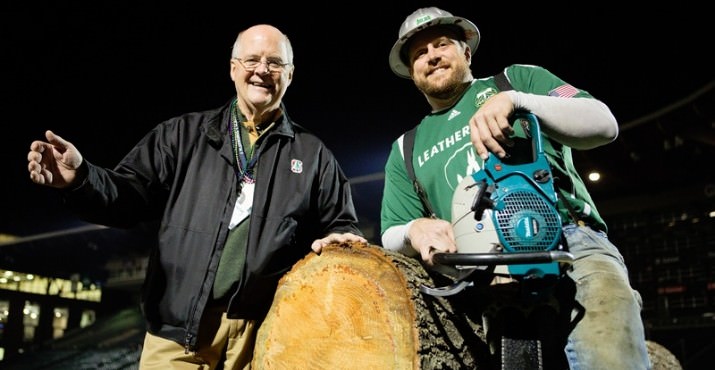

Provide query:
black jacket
left=63, top=99, right=362, bottom=349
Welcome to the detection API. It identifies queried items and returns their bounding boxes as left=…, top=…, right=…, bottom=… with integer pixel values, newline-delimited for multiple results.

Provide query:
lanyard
left=229, top=101, right=259, bottom=184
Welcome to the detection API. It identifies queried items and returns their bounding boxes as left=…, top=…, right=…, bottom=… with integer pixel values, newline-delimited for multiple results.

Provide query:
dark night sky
left=2, top=2, right=712, bottom=237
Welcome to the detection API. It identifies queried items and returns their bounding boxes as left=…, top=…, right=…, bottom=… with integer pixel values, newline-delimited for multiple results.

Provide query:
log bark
left=253, top=242, right=681, bottom=370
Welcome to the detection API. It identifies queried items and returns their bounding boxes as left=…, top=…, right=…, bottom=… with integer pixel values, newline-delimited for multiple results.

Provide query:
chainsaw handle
left=433, top=250, right=574, bottom=266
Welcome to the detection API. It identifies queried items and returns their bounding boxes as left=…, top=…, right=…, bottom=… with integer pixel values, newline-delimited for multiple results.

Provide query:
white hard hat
left=389, top=7, right=480, bottom=79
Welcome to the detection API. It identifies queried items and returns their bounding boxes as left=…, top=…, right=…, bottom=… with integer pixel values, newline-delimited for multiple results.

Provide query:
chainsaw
left=420, top=112, right=575, bottom=369
left=421, top=112, right=573, bottom=296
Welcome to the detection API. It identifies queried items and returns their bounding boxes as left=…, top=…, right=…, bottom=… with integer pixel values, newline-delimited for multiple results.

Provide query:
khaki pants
left=139, top=307, right=258, bottom=370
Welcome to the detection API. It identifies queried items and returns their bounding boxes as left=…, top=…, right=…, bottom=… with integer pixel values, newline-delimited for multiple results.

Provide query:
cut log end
left=254, top=242, right=420, bottom=369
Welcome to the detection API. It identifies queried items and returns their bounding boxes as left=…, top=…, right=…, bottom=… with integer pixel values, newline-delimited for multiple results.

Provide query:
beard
left=413, top=61, right=471, bottom=100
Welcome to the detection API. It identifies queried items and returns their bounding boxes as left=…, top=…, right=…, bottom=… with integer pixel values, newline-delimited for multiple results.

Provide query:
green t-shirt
left=380, top=64, right=607, bottom=235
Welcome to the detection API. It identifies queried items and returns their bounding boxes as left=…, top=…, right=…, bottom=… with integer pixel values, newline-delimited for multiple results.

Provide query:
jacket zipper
left=184, top=333, right=193, bottom=354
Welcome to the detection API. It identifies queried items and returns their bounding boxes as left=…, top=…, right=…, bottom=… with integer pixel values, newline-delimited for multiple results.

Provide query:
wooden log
left=646, top=340, right=683, bottom=370
left=253, top=242, right=680, bottom=369
left=252, top=242, right=491, bottom=370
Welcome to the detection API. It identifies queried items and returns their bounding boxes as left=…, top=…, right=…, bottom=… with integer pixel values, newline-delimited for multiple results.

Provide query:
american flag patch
left=548, top=84, right=579, bottom=98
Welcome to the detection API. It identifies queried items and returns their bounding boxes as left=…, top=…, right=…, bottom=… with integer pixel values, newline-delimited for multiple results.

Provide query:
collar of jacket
left=204, top=98, right=296, bottom=148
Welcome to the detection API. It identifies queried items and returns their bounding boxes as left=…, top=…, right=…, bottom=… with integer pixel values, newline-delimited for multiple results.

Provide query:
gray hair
left=231, top=27, right=294, bottom=63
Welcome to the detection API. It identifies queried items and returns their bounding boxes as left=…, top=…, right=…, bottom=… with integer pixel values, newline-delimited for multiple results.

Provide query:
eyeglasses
left=234, top=57, right=290, bottom=73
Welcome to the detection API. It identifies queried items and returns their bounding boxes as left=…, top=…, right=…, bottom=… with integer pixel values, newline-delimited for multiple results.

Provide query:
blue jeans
left=562, top=224, right=651, bottom=370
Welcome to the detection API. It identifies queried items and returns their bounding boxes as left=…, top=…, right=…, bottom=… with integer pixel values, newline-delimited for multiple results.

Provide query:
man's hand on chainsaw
left=407, top=218, right=457, bottom=265
left=469, top=92, right=516, bottom=160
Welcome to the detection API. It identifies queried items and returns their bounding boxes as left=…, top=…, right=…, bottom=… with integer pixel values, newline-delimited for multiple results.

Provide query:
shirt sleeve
left=381, top=221, right=419, bottom=257
left=505, top=90, right=618, bottom=149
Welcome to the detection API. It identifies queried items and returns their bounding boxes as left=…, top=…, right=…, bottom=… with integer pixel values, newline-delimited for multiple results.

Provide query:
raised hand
left=27, top=130, right=84, bottom=189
